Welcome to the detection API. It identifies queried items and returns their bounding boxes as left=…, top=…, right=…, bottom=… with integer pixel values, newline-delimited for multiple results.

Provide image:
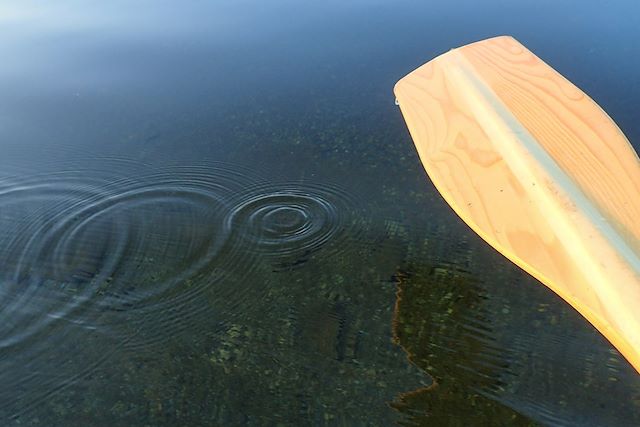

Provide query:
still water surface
left=2, top=1, right=640, bottom=425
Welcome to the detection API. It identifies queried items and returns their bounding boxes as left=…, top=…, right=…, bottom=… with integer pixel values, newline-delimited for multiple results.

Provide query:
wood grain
left=394, top=36, right=640, bottom=374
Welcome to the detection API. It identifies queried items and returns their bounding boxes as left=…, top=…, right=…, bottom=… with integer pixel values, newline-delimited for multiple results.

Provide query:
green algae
left=391, top=265, right=539, bottom=426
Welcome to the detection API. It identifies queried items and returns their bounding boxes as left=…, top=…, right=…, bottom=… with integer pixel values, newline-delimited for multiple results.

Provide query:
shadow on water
left=391, top=264, right=537, bottom=426
left=389, top=225, right=640, bottom=426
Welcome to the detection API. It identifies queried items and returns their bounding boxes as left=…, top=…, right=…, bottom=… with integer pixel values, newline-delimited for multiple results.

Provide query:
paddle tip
left=393, top=35, right=522, bottom=103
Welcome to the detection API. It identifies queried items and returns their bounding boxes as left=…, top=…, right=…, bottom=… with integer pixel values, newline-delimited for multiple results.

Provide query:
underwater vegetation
left=391, top=264, right=538, bottom=426
left=389, top=222, right=640, bottom=426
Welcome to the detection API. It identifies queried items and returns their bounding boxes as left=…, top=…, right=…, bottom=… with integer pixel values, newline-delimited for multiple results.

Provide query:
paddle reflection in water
left=391, top=226, right=640, bottom=426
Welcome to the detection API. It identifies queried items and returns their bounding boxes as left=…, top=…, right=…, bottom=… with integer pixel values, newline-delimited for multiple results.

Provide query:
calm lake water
left=2, top=1, right=640, bottom=425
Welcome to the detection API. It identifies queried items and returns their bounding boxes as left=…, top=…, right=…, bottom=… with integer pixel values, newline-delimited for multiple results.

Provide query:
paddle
left=394, top=36, right=640, bottom=374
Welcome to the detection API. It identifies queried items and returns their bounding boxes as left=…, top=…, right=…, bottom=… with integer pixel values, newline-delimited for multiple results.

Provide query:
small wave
left=225, top=182, right=366, bottom=270
left=0, top=160, right=370, bottom=418
left=0, top=164, right=263, bottom=348
left=0, top=160, right=265, bottom=416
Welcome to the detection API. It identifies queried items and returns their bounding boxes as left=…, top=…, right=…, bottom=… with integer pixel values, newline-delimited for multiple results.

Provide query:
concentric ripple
left=0, top=160, right=371, bottom=418
left=0, top=164, right=260, bottom=348
left=0, top=160, right=268, bottom=417
left=0, top=164, right=368, bottom=353
left=225, top=183, right=367, bottom=269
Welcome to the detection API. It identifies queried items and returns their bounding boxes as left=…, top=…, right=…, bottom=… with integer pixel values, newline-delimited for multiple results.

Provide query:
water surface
left=2, top=1, right=640, bottom=425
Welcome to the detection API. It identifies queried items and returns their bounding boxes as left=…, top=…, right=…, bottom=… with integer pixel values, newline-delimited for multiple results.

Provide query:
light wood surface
left=394, top=36, right=640, bottom=374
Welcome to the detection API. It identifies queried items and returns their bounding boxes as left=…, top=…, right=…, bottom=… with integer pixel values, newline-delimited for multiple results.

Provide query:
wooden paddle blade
left=394, top=36, right=640, bottom=374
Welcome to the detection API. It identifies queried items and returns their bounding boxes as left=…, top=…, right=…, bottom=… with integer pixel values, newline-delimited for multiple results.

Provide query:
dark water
left=2, top=1, right=640, bottom=425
